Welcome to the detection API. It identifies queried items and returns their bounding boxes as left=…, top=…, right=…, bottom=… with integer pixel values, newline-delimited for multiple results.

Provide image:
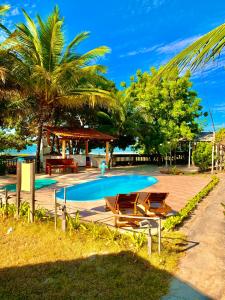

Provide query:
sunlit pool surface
left=2, top=179, right=57, bottom=192
left=57, top=174, right=158, bottom=202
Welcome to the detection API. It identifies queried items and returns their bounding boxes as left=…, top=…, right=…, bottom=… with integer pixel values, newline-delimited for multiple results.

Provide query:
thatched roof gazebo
left=43, top=126, right=115, bottom=167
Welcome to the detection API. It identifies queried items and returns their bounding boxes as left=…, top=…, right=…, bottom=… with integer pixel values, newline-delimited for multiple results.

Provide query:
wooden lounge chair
left=105, top=193, right=144, bottom=227
left=142, top=192, right=172, bottom=216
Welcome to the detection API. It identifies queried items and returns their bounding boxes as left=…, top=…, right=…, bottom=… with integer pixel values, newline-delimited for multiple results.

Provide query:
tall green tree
left=123, top=68, right=205, bottom=155
left=96, top=91, right=137, bottom=166
left=0, top=4, right=10, bottom=81
left=0, top=6, right=115, bottom=170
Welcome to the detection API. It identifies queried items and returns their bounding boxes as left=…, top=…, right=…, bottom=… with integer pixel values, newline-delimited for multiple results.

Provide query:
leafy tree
left=95, top=92, right=137, bottom=166
left=215, top=128, right=225, bottom=143
left=0, top=6, right=115, bottom=171
left=123, top=68, right=205, bottom=156
left=192, top=142, right=212, bottom=171
left=0, top=130, right=29, bottom=152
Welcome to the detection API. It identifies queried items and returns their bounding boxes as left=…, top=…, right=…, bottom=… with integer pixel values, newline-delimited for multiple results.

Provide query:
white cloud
left=119, top=44, right=161, bottom=58
left=191, top=55, right=225, bottom=79
left=10, top=7, right=20, bottom=17
left=157, top=35, right=202, bottom=54
left=213, top=103, right=225, bottom=113
left=119, top=35, right=201, bottom=59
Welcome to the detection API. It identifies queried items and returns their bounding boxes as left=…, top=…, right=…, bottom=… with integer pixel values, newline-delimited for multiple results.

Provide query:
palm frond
left=57, top=88, right=116, bottom=108
left=63, top=31, right=90, bottom=60
left=81, top=65, right=107, bottom=74
left=21, top=9, right=43, bottom=65
left=37, top=6, right=64, bottom=71
left=78, top=46, right=111, bottom=65
left=0, top=6, right=115, bottom=113
left=159, top=22, right=225, bottom=77
left=0, top=4, right=10, bottom=15
left=0, top=66, right=7, bottom=83
left=0, top=23, right=11, bottom=36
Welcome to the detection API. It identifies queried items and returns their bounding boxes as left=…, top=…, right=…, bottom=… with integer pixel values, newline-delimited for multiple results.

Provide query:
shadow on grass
left=161, top=236, right=200, bottom=252
left=0, top=251, right=211, bottom=300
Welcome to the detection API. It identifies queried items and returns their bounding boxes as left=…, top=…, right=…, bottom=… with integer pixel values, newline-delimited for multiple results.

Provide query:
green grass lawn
left=0, top=218, right=186, bottom=300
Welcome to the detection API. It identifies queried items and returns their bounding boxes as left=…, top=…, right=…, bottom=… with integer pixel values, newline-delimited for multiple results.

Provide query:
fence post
left=158, top=218, right=161, bottom=255
left=147, top=220, right=152, bottom=255
left=30, top=161, right=35, bottom=223
left=5, top=189, right=8, bottom=217
left=62, top=187, right=67, bottom=232
left=54, top=189, right=57, bottom=230
left=62, top=204, right=67, bottom=232
left=16, top=161, right=21, bottom=218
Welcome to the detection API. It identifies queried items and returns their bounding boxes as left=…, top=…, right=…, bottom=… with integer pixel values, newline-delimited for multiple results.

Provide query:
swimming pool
left=56, top=174, right=158, bottom=202
left=2, top=179, right=57, bottom=192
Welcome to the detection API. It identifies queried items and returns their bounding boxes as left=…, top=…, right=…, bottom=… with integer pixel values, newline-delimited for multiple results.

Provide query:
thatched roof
left=44, top=126, right=115, bottom=141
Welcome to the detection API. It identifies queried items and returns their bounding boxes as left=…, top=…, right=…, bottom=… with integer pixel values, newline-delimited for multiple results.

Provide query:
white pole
left=211, top=132, right=215, bottom=174
left=188, top=141, right=191, bottom=168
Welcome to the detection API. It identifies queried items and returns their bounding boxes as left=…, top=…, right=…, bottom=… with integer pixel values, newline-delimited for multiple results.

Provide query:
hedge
left=163, top=175, right=219, bottom=231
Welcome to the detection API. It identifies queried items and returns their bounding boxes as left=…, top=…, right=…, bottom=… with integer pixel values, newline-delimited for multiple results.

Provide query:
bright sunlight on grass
left=0, top=218, right=186, bottom=300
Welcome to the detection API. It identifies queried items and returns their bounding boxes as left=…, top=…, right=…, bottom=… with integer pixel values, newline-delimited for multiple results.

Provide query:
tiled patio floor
left=0, top=166, right=211, bottom=227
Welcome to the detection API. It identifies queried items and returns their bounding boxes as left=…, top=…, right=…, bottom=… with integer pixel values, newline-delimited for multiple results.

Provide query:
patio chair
left=105, top=193, right=144, bottom=227
left=142, top=192, right=172, bottom=216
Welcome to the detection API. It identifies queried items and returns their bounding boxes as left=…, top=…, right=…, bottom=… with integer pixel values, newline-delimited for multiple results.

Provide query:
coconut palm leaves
left=0, top=6, right=114, bottom=108
left=0, top=4, right=10, bottom=15
left=159, top=22, right=225, bottom=77
left=0, top=6, right=115, bottom=171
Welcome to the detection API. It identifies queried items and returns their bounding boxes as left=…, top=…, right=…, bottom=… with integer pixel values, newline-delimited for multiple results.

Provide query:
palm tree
left=0, top=4, right=10, bottom=81
left=158, top=22, right=225, bottom=76
left=0, top=6, right=115, bottom=171
left=0, top=4, right=10, bottom=15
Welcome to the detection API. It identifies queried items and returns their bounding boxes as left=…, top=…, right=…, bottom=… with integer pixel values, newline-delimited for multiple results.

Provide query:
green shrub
left=0, top=203, right=16, bottom=217
left=163, top=176, right=219, bottom=230
left=130, top=231, right=146, bottom=252
left=192, top=142, right=212, bottom=171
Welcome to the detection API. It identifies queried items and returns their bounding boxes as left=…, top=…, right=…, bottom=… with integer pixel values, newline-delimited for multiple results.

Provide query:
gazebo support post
left=106, top=141, right=109, bottom=166
left=62, top=140, right=66, bottom=159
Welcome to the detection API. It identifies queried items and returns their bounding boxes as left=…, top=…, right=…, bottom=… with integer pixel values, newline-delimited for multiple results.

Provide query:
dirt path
left=163, top=175, right=225, bottom=300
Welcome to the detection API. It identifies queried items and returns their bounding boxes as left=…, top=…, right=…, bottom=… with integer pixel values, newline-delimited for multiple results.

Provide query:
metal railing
left=112, top=152, right=189, bottom=166
left=54, top=188, right=162, bottom=255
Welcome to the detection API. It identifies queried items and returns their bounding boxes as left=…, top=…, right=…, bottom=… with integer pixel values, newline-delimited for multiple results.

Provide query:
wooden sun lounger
left=105, top=193, right=145, bottom=227
left=141, top=192, right=172, bottom=216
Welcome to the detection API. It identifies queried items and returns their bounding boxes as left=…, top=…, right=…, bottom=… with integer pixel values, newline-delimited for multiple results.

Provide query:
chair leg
left=114, top=216, right=118, bottom=227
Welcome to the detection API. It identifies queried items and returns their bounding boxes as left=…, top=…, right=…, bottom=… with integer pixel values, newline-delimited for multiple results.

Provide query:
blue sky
left=3, top=0, right=225, bottom=130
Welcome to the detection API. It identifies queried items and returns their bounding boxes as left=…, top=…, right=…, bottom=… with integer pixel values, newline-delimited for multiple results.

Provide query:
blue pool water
left=57, top=174, right=158, bottom=202
left=2, top=179, right=57, bottom=192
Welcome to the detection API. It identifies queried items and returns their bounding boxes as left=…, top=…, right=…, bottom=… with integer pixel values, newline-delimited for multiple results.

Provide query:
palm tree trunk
left=36, top=116, right=44, bottom=173
left=108, top=144, right=115, bottom=169
left=56, top=136, right=60, bottom=154
left=50, top=135, right=55, bottom=154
